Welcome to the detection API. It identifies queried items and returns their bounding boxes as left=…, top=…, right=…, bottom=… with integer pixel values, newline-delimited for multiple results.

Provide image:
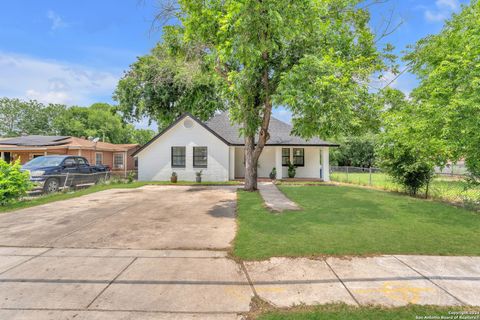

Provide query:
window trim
left=292, top=148, right=305, bottom=167
left=171, top=146, right=186, bottom=168
left=193, top=146, right=208, bottom=168
left=95, top=152, right=103, bottom=165
left=282, top=148, right=290, bottom=167
left=113, top=152, right=125, bottom=169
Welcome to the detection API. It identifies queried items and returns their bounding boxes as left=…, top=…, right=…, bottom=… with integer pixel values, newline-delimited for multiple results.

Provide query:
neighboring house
left=133, top=112, right=338, bottom=182
left=0, top=135, right=139, bottom=174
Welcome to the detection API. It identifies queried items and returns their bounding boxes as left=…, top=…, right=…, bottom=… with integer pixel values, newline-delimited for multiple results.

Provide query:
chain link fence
left=330, top=166, right=480, bottom=209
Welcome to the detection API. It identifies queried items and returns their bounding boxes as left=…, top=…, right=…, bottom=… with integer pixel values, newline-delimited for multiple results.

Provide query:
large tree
left=115, top=27, right=224, bottom=128
left=404, top=0, right=480, bottom=180
left=116, top=0, right=392, bottom=190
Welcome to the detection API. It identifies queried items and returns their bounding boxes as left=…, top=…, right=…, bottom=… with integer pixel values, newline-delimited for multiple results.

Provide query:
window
left=63, top=158, right=76, bottom=167
left=293, top=148, right=304, bottom=166
left=282, top=148, right=290, bottom=166
left=171, top=147, right=186, bottom=168
left=95, top=152, right=103, bottom=165
left=114, top=153, right=124, bottom=169
left=76, top=157, right=87, bottom=165
left=193, top=147, right=208, bottom=168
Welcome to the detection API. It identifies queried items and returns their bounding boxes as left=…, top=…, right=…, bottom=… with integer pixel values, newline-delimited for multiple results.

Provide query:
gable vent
left=183, top=119, right=194, bottom=128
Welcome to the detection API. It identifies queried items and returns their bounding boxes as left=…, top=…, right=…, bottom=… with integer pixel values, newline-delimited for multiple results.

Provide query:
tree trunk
left=243, top=48, right=272, bottom=191
left=244, top=135, right=258, bottom=191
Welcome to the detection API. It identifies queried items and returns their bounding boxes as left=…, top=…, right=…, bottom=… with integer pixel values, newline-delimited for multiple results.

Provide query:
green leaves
left=404, top=0, right=480, bottom=179
left=114, top=28, right=224, bottom=129
left=0, top=98, right=66, bottom=137
left=0, top=98, right=150, bottom=145
left=0, top=160, right=32, bottom=206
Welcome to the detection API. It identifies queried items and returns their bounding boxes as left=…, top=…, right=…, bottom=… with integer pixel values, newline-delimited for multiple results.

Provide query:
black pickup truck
left=22, top=155, right=110, bottom=193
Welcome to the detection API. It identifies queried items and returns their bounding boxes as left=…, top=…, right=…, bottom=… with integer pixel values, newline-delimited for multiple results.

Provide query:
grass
left=0, top=180, right=242, bottom=213
left=330, top=172, right=480, bottom=206
left=256, top=304, right=479, bottom=320
left=234, top=185, right=480, bottom=260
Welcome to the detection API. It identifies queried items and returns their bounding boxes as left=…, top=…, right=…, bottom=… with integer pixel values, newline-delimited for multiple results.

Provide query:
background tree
left=53, top=103, right=133, bottom=144
left=332, top=135, right=377, bottom=168
left=404, top=0, right=480, bottom=182
left=130, top=128, right=156, bottom=145
left=377, top=89, right=444, bottom=197
left=117, top=0, right=393, bottom=190
left=0, top=98, right=152, bottom=145
left=0, top=98, right=66, bottom=136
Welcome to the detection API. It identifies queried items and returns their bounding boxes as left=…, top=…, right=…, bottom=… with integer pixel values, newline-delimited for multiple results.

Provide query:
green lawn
left=234, top=185, right=480, bottom=259
left=257, top=304, right=479, bottom=320
left=0, top=180, right=242, bottom=213
left=331, top=172, right=480, bottom=206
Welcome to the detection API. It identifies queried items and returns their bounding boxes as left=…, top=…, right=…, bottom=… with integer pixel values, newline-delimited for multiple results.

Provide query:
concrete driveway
left=0, top=185, right=237, bottom=249
left=0, top=185, right=251, bottom=319
left=1, top=185, right=479, bottom=319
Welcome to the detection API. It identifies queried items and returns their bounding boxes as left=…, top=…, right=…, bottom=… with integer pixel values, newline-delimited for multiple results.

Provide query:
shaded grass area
left=0, top=180, right=242, bottom=213
left=234, top=185, right=480, bottom=260
left=257, top=304, right=479, bottom=320
left=331, top=172, right=480, bottom=206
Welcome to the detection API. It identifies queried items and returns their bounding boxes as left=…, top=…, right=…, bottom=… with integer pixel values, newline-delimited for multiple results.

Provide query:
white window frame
left=113, top=152, right=124, bottom=169
left=95, top=152, right=103, bottom=165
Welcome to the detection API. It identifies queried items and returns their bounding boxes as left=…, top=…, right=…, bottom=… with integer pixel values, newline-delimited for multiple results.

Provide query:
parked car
left=22, top=155, right=110, bottom=193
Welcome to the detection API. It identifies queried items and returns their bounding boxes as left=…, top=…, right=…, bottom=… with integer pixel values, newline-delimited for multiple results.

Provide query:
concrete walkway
left=258, top=182, right=300, bottom=212
left=1, top=248, right=479, bottom=319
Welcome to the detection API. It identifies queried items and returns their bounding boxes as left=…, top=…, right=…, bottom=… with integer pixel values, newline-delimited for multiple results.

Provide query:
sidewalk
left=258, top=182, right=300, bottom=212
left=0, top=247, right=478, bottom=319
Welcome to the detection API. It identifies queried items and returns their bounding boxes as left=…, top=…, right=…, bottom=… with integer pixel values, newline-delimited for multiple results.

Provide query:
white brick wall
left=137, top=116, right=230, bottom=182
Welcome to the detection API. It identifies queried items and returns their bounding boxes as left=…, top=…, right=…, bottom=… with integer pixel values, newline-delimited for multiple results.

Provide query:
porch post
left=124, top=151, right=127, bottom=178
left=0, top=152, right=3, bottom=161
left=321, top=147, right=330, bottom=181
left=275, top=147, right=283, bottom=180
left=229, top=147, right=235, bottom=180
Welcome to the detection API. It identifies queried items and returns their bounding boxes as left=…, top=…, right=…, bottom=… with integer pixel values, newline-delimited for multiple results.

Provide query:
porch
left=228, top=146, right=330, bottom=181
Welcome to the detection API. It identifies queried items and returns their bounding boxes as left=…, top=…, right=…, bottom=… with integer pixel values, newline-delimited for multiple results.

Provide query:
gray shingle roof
left=133, top=112, right=338, bottom=156
left=205, top=112, right=338, bottom=146
left=0, top=135, right=71, bottom=146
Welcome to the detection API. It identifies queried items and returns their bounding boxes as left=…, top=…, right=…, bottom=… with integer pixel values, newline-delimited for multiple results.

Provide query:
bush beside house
left=0, top=160, right=32, bottom=205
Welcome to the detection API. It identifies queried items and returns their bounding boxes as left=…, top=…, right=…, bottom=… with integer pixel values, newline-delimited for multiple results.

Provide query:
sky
left=0, top=0, right=469, bottom=130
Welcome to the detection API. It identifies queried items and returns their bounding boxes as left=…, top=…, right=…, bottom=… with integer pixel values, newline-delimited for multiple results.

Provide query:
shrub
left=0, top=160, right=32, bottom=205
left=379, top=146, right=435, bottom=196
left=269, top=167, right=277, bottom=180
left=287, top=161, right=296, bottom=178
left=127, top=171, right=136, bottom=183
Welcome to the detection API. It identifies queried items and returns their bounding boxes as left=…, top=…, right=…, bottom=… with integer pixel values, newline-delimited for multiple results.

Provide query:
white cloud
left=0, top=52, right=119, bottom=105
left=436, top=0, right=459, bottom=10
left=47, top=10, right=67, bottom=31
left=424, top=10, right=449, bottom=22
left=424, top=0, right=459, bottom=23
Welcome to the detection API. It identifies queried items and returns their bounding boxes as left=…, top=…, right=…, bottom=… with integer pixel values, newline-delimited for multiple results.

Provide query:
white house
left=133, top=112, right=338, bottom=182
